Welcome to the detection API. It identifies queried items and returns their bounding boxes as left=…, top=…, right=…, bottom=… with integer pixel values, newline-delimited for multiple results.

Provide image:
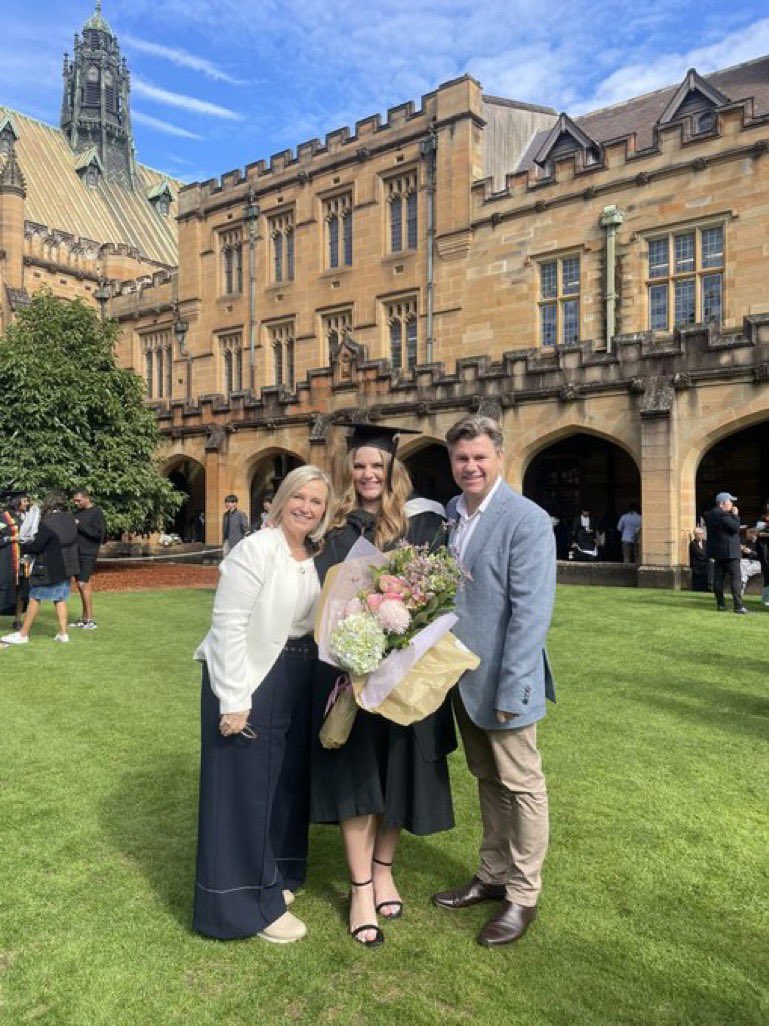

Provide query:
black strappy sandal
left=349, top=879, right=384, bottom=947
left=372, top=857, right=404, bottom=920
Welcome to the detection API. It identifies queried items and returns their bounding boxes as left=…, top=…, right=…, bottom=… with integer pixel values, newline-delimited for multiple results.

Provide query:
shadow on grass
left=101, top=755, right=199, bottom=929
left=103, top=755, right=474, bottom=934
left=306, top=819, right=473, bottom=927
left=627, top=676, right=769, bottom=739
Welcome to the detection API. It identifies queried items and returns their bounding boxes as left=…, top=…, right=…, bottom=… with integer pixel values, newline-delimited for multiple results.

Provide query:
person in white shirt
left=193, top=465, right=334, bottom=945
left=617, top=504, right=642, bottom=564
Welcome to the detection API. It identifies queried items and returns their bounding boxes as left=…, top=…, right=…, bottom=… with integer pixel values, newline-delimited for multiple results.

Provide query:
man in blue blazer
left=432, top=415, right=556, bottom=947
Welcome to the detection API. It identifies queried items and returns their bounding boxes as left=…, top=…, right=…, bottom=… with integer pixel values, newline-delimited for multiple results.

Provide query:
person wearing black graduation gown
left=689, top=527, right=710, bottom=592
left=310, top=424, right=457, bottom=947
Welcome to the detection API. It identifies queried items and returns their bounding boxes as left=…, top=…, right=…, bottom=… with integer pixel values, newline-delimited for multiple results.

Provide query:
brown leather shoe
left=432, top=875, right=506, bottom=909
left=477, top=901, right=537, bottom=947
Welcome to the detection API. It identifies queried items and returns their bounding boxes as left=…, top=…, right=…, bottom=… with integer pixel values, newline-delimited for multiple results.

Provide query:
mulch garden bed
left=93, top=562, right=219, bottom=592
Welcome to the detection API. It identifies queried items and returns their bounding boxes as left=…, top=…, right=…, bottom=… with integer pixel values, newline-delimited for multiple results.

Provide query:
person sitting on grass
left=1, top=492, right=80, bottom=646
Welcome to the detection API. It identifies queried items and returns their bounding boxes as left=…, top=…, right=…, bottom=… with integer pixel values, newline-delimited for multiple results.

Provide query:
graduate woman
left=311, top=424, right=457, bottom=946
left=193, top=465, right=334, bottom=944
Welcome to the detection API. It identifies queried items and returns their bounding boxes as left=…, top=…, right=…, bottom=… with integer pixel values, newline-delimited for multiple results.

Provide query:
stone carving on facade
left=672, top=371, right=692, bottom=390
left=204, top=424, right=227, bottom=452
left=558, top=382, right=582, bottom=403
left=639, top=378, right=674, bottom=418
left=332, top=332, right=365, bottom=385
left=309, top=413, right=331, bottom=443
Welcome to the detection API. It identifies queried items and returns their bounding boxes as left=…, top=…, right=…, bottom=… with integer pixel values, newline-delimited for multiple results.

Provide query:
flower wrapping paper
left=315, top=536, right=479, bottom=726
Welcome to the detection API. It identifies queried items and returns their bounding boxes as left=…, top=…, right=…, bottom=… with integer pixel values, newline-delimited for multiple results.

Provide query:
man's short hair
left=224, top=494, right=238, bottom=504
left=445, top=414, right=504, bottom=451
left=73, top=488, right=90, bottom=499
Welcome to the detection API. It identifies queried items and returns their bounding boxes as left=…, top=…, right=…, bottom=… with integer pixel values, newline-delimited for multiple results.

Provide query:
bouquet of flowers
left=315, top=536, right=479, bottom=748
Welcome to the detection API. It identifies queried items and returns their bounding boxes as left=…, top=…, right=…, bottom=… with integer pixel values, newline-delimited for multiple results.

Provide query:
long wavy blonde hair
left=330, top=449, right=412, bottom=548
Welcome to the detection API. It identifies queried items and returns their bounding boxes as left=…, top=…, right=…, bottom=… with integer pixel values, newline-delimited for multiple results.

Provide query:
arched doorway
left=165, top=457, right=206, bottom=541
left=403, top=443, right=455, bottom=507
left=523, top=433, right=641, bottom=560
left=249, top=450, right=303, bottom=530
left=696, top=420, right=769, bottom=525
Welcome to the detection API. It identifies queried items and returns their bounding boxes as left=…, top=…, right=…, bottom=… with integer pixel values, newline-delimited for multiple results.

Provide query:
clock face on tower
left=87, top=65, right=99, bottom=82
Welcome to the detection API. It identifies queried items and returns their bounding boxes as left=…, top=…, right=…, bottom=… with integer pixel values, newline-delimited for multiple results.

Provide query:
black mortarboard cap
left=341, top=421, right=421, bottom=456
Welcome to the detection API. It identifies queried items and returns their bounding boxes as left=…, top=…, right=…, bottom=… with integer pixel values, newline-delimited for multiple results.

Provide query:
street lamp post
left=243, top=188, right=260, bottom=391
left=173, top=304, right=190, bottom=401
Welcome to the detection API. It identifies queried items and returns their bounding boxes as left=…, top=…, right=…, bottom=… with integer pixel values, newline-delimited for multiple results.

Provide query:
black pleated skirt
left=193, top=637, right=316, bottom=940
left=309, top=661, right=455, bottom=836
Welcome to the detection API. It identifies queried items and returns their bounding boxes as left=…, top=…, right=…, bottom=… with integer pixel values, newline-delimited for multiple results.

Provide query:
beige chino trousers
left=454, top=694, right=549, bottom=907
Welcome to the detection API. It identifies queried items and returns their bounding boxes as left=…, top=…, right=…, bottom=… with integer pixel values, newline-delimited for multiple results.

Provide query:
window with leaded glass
left=220, top=228, right=243, bottom=295
left=142, top=330, right=172, bottom=399
left=384, top=295, right=418, bottom=372
left=538, top=255, right=581, bottom=346
left=645, top=224, right=724, bottom=330
left=322, top=308, right=353, bottom=363
left=220, top=331, right=243, bottom=396
left=268, top=321, right=296, bottom=389
left=269, top=211, right=295, bottom=283
left=386, top=171, right=418, bottom=253
left=324, top=193, right=352, bottom=269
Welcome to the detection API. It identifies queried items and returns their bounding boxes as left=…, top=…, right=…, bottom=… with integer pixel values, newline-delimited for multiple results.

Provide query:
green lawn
left=0, top=586, right=767, bottom=1026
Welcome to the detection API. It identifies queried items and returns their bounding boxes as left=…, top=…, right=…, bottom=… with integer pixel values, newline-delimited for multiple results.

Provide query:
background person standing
left=617, top=504, right=642, bottom=564
left=71, top=489, right=106, bottom=630
left=221, top=495, right=250, bottom=556
left=704, top=492, right=746, bottom=614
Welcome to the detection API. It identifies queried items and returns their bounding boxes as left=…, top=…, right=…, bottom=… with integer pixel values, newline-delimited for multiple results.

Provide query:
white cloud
left=582, top=18, right=769, bottom=112
left=132, top=78, right=244, bottom=120
left=122, top=35, right=251, bottom=85
left=133, top=111, right=204, bottom=139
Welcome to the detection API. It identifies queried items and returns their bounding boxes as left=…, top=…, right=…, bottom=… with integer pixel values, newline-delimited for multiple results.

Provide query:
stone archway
left=248, top=449, right=304, bottom=529
left=523, top=432, right=641, bottom=561
left=164, top=456, right=206, bottom=541
left=695, top=420, right=769, bottom=526
left=401, top=440, right=455, bottom=507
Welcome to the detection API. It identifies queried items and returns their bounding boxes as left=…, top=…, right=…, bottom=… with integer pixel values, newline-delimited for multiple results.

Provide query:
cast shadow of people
left=101, top=753, right=199, bottom=929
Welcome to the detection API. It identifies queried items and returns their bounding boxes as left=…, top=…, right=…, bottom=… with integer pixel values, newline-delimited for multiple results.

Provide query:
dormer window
left=533, top=113, right=602, bottom=179
left=695, top=110, right=716, bottom=134
left=85, top=164, right=100, bottom=188
left=148, top=181, right=174, bottom=216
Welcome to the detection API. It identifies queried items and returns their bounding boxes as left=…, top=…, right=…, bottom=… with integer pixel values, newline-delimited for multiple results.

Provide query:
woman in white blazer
left=192, top=465, right=334, bottom=945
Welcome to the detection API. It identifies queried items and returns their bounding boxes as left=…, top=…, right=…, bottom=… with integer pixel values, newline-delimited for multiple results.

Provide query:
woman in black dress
left=311, top=424, right=456, bottom=946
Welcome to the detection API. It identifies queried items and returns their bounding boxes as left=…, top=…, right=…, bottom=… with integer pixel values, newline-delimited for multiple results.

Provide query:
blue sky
left=3, top=1, right=769, bottom=184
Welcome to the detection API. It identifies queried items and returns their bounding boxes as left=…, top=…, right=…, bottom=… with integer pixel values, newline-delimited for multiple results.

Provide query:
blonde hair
left=330, top=449, right=412, bottom=548
left=266, top=465, right=335, bottom=545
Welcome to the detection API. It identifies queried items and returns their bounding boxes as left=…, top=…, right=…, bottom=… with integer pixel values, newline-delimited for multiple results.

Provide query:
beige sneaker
left=282, top=889, right=295, bottom=907
left=257, top=911, right=306, bottom=944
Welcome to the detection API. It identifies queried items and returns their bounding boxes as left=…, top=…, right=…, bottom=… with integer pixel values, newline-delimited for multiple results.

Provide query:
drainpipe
left=243, top=188, right=260, bottom=390
left=599, top=204, right=624, bottom=353
left=420, top=127, right=437, bottom=363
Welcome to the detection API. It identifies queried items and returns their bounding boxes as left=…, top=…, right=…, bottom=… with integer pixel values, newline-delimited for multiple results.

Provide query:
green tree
left=0, top=291, right=182, bottom=534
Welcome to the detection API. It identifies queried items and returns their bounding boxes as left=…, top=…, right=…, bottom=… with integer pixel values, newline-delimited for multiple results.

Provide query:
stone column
left=204, top=426, right=228, bottom=546
left=637, top=379, right=681, bottom=588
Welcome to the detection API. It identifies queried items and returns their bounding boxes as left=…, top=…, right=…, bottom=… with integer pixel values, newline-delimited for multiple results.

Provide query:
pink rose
left=378, top=574, right=405, bottom=595
left=366, top=593, right=385, bottom=611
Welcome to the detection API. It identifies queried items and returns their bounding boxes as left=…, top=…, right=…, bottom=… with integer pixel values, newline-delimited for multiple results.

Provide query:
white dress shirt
left=451, top=476, right=503, bottom=561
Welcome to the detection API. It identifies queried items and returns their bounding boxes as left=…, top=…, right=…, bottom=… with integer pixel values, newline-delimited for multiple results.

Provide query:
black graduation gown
left=310, top=506, right=457, bottom=835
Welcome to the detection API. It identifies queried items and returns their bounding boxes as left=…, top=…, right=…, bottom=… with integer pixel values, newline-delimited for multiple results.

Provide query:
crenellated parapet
left=177, top=75, right=484, bottom=217
left=152, top=314, right=769, bottom=442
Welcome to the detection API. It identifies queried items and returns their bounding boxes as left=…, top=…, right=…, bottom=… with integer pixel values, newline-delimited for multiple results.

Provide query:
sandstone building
left=0, top=3, right=178, bottom=339
left=3, top=5, right=769, bottom=585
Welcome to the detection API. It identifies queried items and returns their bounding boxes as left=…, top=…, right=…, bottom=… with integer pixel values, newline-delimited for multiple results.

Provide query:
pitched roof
left=515, top=54, right=769, bottom=174
left=0, top=106, right=179, bottom=267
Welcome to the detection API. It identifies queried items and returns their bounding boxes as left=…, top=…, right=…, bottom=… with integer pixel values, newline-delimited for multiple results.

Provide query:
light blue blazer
left=447, top=481, right=556, bottom=731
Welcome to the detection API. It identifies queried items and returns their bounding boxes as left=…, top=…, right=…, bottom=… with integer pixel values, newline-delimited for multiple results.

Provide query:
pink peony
left=366, top=593, right=385, bottom=612
left=375, top=598, right=411, bottom=634
left=378, top=574, right=405, bottom=595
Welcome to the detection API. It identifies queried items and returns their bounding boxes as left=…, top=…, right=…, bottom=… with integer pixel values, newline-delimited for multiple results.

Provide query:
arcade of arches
left=160, top=407, right=769, bottom=585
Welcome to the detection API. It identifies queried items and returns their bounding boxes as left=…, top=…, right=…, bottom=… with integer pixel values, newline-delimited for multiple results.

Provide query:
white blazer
left=194, top=527, right=311, bottom=714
